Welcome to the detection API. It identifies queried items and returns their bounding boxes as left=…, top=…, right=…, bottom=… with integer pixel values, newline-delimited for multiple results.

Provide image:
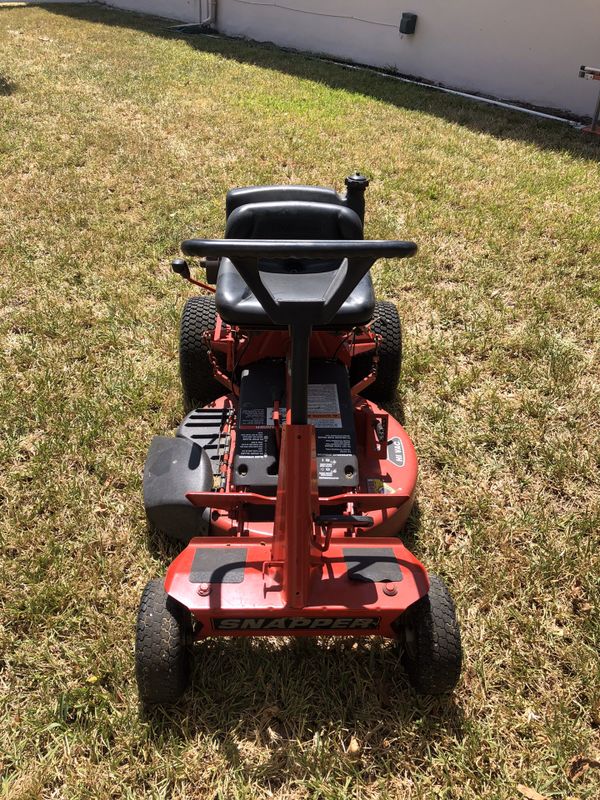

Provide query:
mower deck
left=175, top=393, right=418, bottom=537
left=165, top=386, right=423, bottom=639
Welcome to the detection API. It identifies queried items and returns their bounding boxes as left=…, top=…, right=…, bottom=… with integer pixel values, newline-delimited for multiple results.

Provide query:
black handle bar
left=180, top=236, right=418, bottom=423
left=181, top=238, right=417, bottom=260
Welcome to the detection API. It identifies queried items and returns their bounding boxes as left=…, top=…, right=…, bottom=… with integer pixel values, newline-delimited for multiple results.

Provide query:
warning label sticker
left=237, top=431, right=269, bottom=458
left=308, top=383, right=342, bottom=429
left=318, top=457, right=339, bottom=480
left=309, top=416, right=342, bottom=429
left=318, top=432, right=352, bottom=455
left=241, top=385, right=345, bottom=430
left=240, top=406, right=267, bottom=427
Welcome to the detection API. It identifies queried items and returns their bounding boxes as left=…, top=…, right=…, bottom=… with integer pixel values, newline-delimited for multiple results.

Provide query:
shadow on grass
left=38, top=3, right=600, bottom=161
left=0, top=75, right=15, bottom=96
left=145, top=522, right=188, bottom=562
left=143, top=636, right=465, bottom=780
left=401, top=498, right=421, bottom=552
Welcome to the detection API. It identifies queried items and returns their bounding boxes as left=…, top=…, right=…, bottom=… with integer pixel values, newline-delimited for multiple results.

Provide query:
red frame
left=165, top=318, right=425, bottom=638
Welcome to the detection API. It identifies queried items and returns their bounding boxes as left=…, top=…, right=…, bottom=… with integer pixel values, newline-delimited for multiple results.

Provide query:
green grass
left=1, top=4, right=599, bottom=799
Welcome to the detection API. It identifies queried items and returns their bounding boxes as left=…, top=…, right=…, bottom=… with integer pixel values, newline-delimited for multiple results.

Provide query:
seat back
left=217, top=203, right=377, bottom=328
left=225, top=200, right=363, bottom=244
left=226, top=185, right=350, bottom=221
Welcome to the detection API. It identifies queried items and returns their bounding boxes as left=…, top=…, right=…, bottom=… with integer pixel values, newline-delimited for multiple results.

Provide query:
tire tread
left=402, top=573, right=462, bottom=695
left=179, top=296, right=222, bottom=412
left=135, top=579, right=191, bottom=706
left=351, top=300, right=402, bottom=402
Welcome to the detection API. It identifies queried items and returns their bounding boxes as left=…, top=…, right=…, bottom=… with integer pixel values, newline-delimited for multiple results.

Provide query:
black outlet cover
left=400, top=12, right=418, bottom=35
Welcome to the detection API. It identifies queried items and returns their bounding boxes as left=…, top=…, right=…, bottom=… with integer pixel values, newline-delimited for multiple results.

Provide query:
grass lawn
left=1, top=4, right=599, bottom=798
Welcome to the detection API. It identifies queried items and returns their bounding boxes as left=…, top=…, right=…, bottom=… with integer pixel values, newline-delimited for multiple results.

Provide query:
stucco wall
left=216, top=0, right=599, bottom=118
left=103, top=0, right=204, bottom=25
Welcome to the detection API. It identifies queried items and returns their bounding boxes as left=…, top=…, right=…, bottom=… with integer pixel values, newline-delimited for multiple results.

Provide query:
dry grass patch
left=1, top=4, right=599, bottom=799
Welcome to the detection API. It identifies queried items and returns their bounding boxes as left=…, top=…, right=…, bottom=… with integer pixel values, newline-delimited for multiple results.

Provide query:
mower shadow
left=143, top=636, right=465, bottom=779
left=145, top=522, right=188, bottom=562
left=401, top=498, right=421, bottom=551
left=40, top=3, right=600, bottom=161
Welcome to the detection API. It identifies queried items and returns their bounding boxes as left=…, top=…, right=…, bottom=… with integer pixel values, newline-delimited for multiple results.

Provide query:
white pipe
left=201, top=0, right=217, bottom=26
left=168, top=0, right=216, bottom=28
left=315, top=57, right=580, bottom=127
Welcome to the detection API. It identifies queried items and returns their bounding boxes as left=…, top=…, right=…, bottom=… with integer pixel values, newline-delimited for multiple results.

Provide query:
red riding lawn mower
left=135, top=174, right=462, bottom=706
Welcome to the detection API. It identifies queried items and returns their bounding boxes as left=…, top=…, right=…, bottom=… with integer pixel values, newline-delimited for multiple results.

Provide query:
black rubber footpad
left=343, top=547, right=403, bottom=583
left=189, top=548, right=248, bottom=584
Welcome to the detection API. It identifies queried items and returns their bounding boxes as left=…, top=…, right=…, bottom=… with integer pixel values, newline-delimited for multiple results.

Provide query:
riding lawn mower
left=135, top=173, right=462, bottom=705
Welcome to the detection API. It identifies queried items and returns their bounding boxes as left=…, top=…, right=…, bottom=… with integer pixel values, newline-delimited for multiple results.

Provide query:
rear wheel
left=180, top=296, right=223, bottom=412
left=400, top=573, right=462, bottom=695
left=350, top=300, right=402, bottom=402
left=135, top=579, right=192, bottom=706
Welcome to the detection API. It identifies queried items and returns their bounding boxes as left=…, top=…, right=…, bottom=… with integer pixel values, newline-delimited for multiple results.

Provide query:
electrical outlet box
left=400, top=12, right=417, bottom=35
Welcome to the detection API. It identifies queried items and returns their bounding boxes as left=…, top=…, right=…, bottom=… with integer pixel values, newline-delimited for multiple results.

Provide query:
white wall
left=215, top=0, right=600, bottom=118
left=103, top=0, right=203, bottom=25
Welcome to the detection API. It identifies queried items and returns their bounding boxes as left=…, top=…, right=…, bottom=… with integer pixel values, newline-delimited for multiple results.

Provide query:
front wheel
left=400, top=573, right=462, bottom=695
left=135, top=579, right=192, bottom=706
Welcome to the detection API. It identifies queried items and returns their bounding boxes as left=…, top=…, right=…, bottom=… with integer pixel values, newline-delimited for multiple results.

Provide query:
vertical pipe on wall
left=201, top=0, right=217, bottom=26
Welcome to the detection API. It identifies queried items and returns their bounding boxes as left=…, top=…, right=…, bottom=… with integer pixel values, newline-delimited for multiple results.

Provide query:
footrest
left=190, top=547, right=248, bottom=584
left=343, top=547, right=403, bottom=583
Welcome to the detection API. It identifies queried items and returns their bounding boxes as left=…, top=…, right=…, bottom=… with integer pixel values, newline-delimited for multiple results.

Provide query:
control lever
left=313, top=513, right=374, bottom=552
left=315, top=515, right=374, bottom=529
left=171, top=258, right=191, bottom=280
left=171, top=258, right=216, bottom=294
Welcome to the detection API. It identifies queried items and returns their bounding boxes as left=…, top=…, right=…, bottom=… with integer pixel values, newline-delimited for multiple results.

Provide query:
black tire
left=135, top=579, right=192, bottom=706
left=180, top=296, right=223, bottom=412
left=350, top=301, right=402, bottom=402
left=400, top=574, right=462, bottom=695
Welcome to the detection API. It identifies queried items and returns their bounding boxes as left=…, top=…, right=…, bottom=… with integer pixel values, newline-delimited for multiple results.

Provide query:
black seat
left=215, top=200, right=375, bottom=327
